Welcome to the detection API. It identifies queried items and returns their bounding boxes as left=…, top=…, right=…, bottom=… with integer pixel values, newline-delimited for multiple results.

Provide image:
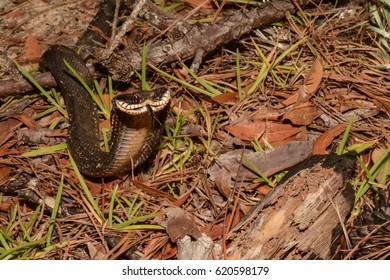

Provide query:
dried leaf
left=0, top=119, right=21, bottom=145
left=38, top=111, right=61, bottom=127
left=304, top=58, right=323, bottom=96
left=0, top=139, right=19, bottom=157
left=209, top=140, right=313, bottom=181
left=250, top=107, right=282, bottom=121
left=256, top=185, right=272, bottom=196
left=132, top=180, right=175, bottom=202
left=10, top=113, right=36, bottom=129
left=313, top=123, right=347, bottom=155
left=214, top=169, right=233, bottom=198
left=201, top=224, right=224, bottom=240
left=84, top=178, right=104, bottom=195
left=0, top=198, right=17, bottom=212
left=0, top=165, right=11, bottom=185
left=282, top=101, right=317, bottom=125
left=278, top=91, right=300, bottom=108
left=25, top=34, right=42, bottom=62
left=225, top=121, right=302, bottom=142
left=173, top=191, right=191, bottom=207
left=161, top=240, right=177, bottom=259
left=212, top=92, right=238, bottom=105
left=87, top=242, right=106, bottom=260
left=165, top=208, right=202, bottom=242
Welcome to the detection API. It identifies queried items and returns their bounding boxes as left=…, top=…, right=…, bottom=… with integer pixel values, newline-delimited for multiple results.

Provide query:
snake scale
left=40, top=0, right=170, bottom=177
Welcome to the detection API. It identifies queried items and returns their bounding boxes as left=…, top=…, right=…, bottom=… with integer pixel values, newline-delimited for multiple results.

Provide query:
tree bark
left=227, top=153, right=356, bottom=260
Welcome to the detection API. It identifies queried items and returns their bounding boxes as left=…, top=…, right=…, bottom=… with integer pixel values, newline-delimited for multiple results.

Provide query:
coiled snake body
left=40, top=45, right=170, bottom=178
left=40, top=0, right=170, bottom=177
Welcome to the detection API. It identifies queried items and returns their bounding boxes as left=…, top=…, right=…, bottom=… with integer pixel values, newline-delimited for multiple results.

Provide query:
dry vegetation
left=0, top=0, right=389, bottom=259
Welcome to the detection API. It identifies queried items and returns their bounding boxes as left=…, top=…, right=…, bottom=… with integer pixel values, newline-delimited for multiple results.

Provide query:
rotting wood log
left=227, top=152, right=357, bottom=260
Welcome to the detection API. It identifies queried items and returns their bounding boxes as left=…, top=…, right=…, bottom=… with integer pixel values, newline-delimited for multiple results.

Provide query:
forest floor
left=0, top=0, right=389, bottom=259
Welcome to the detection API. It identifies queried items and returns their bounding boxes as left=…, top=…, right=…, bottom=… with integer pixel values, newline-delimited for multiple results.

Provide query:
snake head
left=114, top=88, right=171, bottom=115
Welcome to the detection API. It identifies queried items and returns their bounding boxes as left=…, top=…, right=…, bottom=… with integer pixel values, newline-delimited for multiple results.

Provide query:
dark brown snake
left=40, top=0, right=170, bottom=177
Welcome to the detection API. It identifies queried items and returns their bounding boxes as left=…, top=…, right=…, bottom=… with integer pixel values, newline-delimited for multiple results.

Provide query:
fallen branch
left=0, top=0, right=311, bottom=95
left=101, top=0, right=309, bottom=81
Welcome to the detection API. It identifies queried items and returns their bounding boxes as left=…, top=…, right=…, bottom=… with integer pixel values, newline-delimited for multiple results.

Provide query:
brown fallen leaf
left=38, top=111, right=61, bottom=127
left=0, top=139, right=19, bottom=157
left=214, top=169, right=233, bottom=198
left=87, top=242, right=107, bottom=260
left=250, top=107, right=282, bottom=121
left=161, top=240, right=177, bottom=260
left=278, top=91, right=300, bottom=108
left=276, top=59, right=323, bottom=109
left=209, top=140, right=313, bottom=181
left=25, top=34, right=42, bottom=62
left=312, top=123, right=347, bottom=155
left=0, top=165, right=11, bottom=185
left=99, top=118, right=110, bottom=135
left=201, top=223, right=224, bottom=240
left=0, top=197, right=18, bottom=212
left=165, top=208, right=202, bottom=242
left=0, top=119, right=22, bottom=145
left=212, top=92, right=238, bottom=105
left=304, top=58, right=323, bottom=97
left=10, top=113, right=37, bottom=129
left=282, top=101, right=317, bottom=125
left=256, top=185, right=272, bottom=197
left=225, top=121, right=302, bottom=143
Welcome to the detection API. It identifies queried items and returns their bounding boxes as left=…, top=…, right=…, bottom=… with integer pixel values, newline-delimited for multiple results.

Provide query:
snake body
left=40, top=14, right=170, bottom=177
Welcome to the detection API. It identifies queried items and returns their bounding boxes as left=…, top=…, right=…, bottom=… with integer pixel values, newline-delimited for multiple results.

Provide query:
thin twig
left=104, top=0, right=147, bottom=59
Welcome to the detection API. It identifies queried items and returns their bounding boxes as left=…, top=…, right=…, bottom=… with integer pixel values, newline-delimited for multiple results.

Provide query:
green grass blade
left=149, top=64, right=219, bottom=98
left=112, top=212, right=163, bottom=229
left=141, top=42, right=148, bottom=90
left=0, top=236, right=47, bottom=260
left=32, top=106, right=58, bottom=120
left=22, top=205, right=41, bottom=241
left=108, top=185, right=118, bottom=227
left=102, top=127, right=110, bottom=152
left=242, top=155, right=274, bottom=187
left=354, top=146, right=390, bottom=204
left=94, top=80, right=110, bottom=113
left=46, top=174, right=64, bottom=246
left=0, top=231, right=10, bottom=251
left=13, top=60, right=67, bottom=116
left=182, top=64, right=222, bottom=96
left=63, top=59, right=109, bottom=118
left=336, top=117, right=354, bottom=155
left=22, top=143, right=68, bottom=158
left=68, top=151, right=103, bottom=218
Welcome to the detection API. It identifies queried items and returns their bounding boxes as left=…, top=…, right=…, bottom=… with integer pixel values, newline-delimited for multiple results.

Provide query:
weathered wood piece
left=104, top=0, right=309, bottom=81
left=227, top=152, right=356, bottom=259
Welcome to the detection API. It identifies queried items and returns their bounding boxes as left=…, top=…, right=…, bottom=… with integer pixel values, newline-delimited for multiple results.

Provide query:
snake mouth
left=114, top=88, right=171, bottom=115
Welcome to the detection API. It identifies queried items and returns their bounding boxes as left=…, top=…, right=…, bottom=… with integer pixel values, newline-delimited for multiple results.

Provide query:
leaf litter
left=0, top=0, right=389, bottom=259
